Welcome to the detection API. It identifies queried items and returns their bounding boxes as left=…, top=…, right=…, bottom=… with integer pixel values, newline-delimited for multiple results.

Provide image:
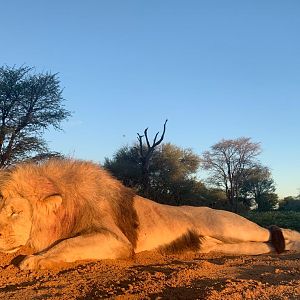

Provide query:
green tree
left=240, top=165, right=277, bottom=211
left=103, top=145, right=142, bottom=188
left=0, top=65, right=71, bottom=166
left=255, top=193, right=279, bottom=211
left=150, top=143, right=201, bottom=205
left=279, top=196, right=300, bottom=211
left=104, top=142, right=205, bottom=205
left=202, top=137, right=261, bottom=212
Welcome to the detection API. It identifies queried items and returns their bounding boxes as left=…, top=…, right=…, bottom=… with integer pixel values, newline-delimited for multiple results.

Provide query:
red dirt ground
left=0, top=247, right=299, bottom=299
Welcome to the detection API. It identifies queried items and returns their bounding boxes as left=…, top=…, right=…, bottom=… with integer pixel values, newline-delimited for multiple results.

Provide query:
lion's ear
left=42, top=194, right=62, bottom=212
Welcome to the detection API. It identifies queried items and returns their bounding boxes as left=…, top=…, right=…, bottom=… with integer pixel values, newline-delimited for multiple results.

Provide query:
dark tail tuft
left=159, top=230, right=201, bottom=254
left=269, top=225, right=285, bottom=254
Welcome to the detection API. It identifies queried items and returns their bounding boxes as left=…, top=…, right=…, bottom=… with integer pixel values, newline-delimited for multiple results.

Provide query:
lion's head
left=0, top=159, right=138, bottom=254
left=0, top=190, right=32, bottom=253
left=0, top=161, right=76, bottom=253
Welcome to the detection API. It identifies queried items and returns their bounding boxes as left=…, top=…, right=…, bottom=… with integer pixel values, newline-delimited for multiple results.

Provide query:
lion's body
left=135, top=197, right=271, bottom=253
left=0, top=159, right=299, bottom=270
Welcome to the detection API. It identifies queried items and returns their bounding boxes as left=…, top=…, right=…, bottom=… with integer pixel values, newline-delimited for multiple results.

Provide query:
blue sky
left=1, top=1, right=299, bottom=197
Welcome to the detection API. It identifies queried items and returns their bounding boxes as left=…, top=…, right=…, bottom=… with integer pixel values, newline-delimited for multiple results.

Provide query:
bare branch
left=153, top=132, right=159, bottom=145
left=137, top=133, right=145, bottom=159
left=144, top=128, right=151, bottom=148
left=153, top=119, right=168, bottom=147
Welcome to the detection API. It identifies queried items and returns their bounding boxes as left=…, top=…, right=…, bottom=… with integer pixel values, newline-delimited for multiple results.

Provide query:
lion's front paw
left=19, top=255, right=58, bottom=270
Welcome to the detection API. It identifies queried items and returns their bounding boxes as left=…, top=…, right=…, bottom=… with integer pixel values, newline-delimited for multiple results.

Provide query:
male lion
left=0, top=159, right=299, bottom=270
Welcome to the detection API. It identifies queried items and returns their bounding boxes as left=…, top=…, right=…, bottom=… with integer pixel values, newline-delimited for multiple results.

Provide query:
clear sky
left=1, top=1, right=299, bottom=197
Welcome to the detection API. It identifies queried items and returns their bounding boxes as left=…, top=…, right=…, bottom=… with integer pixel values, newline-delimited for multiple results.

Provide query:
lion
left=0, top=159, right=299, bottom=270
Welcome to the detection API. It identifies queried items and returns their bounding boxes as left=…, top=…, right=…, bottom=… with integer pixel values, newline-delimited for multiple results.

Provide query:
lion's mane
left=1, top=159, right=139, bottom=251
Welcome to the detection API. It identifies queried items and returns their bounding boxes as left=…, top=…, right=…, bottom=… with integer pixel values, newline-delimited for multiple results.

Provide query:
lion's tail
left=269, top=225, right=285, bottom=254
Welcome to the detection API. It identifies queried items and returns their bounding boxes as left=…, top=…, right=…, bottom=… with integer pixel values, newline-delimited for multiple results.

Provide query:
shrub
left=278, top=197, right=300, bottom=212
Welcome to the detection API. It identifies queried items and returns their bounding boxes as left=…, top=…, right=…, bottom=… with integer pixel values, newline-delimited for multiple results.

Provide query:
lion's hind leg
left=190, top=236, right=274, bottom=255
left=198, top=228, right=300, bottom=255
left=158, top=232, right=275, bottom=255
left=206, top=240, right=274, bottom=255
left=282, top=229, right=300, bottom=252
left=199, top=228, right=292, bottom=255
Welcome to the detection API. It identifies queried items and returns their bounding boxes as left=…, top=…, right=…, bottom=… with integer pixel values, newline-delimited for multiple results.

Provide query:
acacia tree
left=202, top=137, right=261, bottom=212
left=0, top=65, right=71, bottom=166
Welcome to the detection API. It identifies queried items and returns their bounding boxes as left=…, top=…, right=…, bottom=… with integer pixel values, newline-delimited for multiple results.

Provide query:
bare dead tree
left=137, top=119, right=168, bottom=197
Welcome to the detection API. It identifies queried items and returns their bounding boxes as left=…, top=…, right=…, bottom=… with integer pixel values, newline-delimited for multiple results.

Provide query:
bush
left=243, top=211, right=300, bottom=232
left=278, top=197, right=300, bottom=211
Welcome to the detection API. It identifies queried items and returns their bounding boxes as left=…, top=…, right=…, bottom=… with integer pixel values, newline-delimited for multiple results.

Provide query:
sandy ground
left=0, top=247, right=299, bottom=300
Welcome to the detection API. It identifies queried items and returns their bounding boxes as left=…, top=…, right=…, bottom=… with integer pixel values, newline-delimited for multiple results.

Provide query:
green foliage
left=202, top=137, right=261, bottom=212
left=105, top=138, right=281, bottom=213
left=104, top=146, right=142, bottom=188
left=104, top=142, right=208, bottom=205
left=202, top=138, right=278, bottom=212
left=278, top=196, right=300, bottom=212
left=240, top=165, right=276, bottom=211
left=149, top=143, right=201, bottom=204
left=243, top=211, right=300, bottom=232
left=255, top=192, right=279, bottom=211
left=0, top=65, right=71, bottom=166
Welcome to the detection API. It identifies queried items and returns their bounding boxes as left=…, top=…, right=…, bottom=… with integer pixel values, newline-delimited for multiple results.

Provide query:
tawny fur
left=0, top=158, right=299, bottom=270
left=0, top=159, right=138, bottom=251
